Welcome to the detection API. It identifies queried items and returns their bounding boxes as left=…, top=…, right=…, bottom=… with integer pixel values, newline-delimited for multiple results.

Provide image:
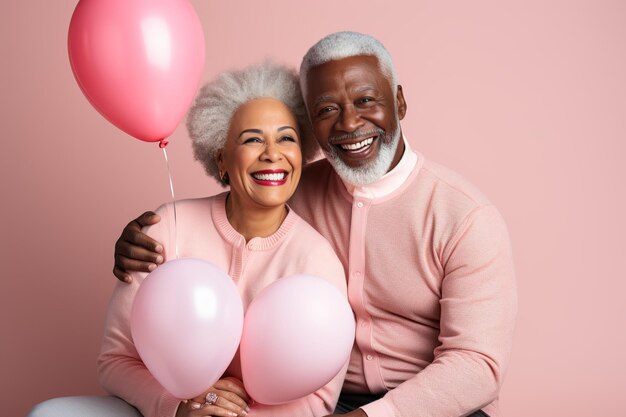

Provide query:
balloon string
left=161, top=144, right=179, bottom=259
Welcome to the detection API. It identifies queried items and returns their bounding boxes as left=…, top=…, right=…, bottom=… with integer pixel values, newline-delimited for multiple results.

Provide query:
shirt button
left=356, top=201, right=364, bottom=208
left=354, top=271, right=361, bottom=277
left=360, top=321, right=368, bottom=328
left=366, top=354, right=374, bottom=361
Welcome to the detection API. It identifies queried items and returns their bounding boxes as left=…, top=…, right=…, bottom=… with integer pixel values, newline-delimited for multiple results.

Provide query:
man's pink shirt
left=290, top=138, right=517, bottom=417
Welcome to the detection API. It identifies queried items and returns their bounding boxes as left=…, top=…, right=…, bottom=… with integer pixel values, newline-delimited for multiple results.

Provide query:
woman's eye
left=280, top=135, right=297, bottom=143
left=243, top=137, right=262, bottom=144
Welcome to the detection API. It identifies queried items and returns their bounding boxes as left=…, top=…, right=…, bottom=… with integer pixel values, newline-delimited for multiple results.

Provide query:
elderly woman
left=28, top=62, right=347, bottom=417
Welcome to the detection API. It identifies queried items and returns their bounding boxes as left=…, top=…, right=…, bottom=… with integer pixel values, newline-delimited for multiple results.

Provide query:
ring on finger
left=205, top=392, right=219, bottom=406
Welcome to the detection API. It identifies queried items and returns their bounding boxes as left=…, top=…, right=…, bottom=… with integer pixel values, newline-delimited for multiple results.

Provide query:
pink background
left=2, top=1, right=625, bottom=416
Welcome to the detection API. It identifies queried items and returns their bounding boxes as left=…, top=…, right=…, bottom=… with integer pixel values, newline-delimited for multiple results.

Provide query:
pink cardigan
left=98, top=193, right=348, bottom=417
left=290, top=149, right=517, bottom=417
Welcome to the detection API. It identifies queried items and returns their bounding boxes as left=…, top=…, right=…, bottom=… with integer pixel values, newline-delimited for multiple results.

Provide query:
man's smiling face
left=304, top=55, right=407, bottom=185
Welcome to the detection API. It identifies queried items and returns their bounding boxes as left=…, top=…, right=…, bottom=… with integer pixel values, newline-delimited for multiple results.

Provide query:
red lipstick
left=250, top=169, right=288, bottom=186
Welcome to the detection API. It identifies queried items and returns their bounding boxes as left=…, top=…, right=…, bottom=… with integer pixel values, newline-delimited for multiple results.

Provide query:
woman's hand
left=113, top=211, right=165, bottom=282
left=176, top=377, right=251, bottom=417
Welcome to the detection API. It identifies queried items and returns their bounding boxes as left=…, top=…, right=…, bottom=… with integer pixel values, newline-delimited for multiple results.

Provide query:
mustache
left=328, top=128, right=384, bottom=144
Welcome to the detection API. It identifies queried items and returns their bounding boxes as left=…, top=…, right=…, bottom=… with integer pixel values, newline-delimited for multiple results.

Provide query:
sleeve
left=248, top=237, right=350, bottom=417
left=362, top=204, right=517, bottom=417
left=97, top=205, right=182, bottom=417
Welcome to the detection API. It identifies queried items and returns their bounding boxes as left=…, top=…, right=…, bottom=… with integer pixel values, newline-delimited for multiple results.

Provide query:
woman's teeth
left=339, top=137, right=374, bottom=152
left=252, top=172, right=286, bottom=181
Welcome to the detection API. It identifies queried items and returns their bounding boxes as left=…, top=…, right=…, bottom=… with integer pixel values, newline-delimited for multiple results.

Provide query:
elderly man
left=30, top=32, right=516, bottom=417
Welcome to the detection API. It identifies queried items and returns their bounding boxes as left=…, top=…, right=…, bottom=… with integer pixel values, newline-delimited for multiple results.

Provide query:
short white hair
left=299, top=31, right=398, bottom=97
left=187, top=61, right=318, bottom=184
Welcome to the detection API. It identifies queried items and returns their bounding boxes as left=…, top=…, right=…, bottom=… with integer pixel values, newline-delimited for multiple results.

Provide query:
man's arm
left=361, top=205, right=517, bottom=417
left=113, top=211, right=165, bottom=282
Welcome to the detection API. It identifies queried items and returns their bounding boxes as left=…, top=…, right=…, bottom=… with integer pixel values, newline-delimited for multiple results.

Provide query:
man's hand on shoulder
left=113, top=211, right=164, bottom=283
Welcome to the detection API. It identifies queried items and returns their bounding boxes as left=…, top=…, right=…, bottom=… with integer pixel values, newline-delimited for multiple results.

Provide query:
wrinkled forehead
left=304, top=55, right=393, bottom=100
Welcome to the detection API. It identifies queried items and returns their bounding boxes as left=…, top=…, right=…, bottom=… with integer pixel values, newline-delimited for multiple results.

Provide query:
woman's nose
left=261, top=141, right=282, bottom=162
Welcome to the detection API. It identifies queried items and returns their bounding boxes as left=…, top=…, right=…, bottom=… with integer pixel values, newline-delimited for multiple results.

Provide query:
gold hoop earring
left=220, top=171, right=230, bottom=185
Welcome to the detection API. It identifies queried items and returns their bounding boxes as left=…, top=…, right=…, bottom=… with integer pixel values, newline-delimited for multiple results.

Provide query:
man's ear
left=396, top=85, right=407, bottom=120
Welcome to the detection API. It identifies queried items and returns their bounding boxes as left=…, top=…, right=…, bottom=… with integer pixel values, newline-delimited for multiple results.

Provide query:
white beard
left=323, top=122, right=402, bottom=187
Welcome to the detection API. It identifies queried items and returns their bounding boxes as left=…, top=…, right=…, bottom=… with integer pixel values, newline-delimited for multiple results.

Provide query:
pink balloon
left=68, top=0, right=205, bottom=143
left=131, top=258, right=243, bottom=399
left=240, top=275, right=355, bottom=404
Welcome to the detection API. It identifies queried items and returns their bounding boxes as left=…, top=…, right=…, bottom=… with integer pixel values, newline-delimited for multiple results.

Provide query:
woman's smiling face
left=217, top=97, right=303, bottom=210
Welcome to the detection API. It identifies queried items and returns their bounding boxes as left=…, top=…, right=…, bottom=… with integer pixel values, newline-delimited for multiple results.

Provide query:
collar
left=342, top=135, right=418, bottom=200
left=212, top=192, right=298, bottom=250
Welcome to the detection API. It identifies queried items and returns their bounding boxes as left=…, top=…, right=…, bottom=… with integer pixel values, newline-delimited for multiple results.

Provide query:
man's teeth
left=339, top=137, right=374, bottom=151
left=252, top=172, right=286, bottom=181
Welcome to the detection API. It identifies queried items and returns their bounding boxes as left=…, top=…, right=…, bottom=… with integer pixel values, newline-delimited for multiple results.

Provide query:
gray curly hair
left=299, top=31, right=398, bottom=98
left=186, top=61, right=318, bottom=185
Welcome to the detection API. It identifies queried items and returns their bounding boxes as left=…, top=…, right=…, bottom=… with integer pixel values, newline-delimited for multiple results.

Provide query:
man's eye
left=358, top=97, right=375, bottom=105
left=318, top=106, right=336, bottom=116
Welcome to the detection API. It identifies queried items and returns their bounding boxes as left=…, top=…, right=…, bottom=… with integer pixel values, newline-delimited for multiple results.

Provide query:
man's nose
left=336, top=105, right=364, bottom=132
